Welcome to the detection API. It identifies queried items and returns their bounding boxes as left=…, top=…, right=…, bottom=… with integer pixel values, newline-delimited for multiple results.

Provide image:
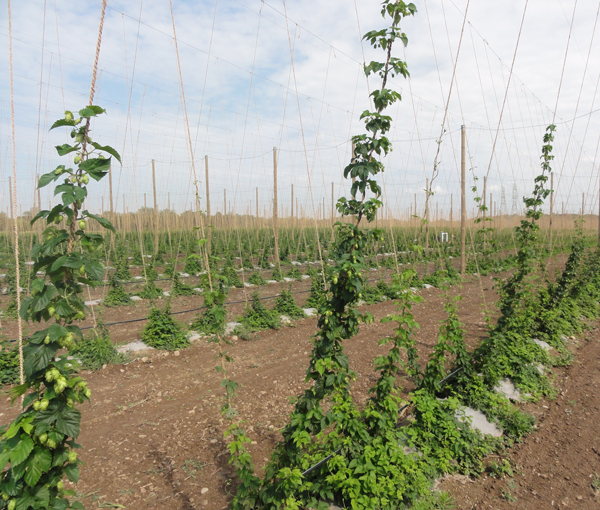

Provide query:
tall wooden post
left=460, top=125, right=466, bottom=273
left=331, top=182, right=334, bottom=224
left=549, top=173, right=554, bottom=248
left=273, top=147, right=279, bottom=264
left=36, top=174, right=41, bottom=213
left=204, top=156, right=211, bottom=253
left=109, top=163, right=114, bottom=214
left=482, top=177, right=487, bottom=250
left=8, top=177, right=13, bottom=220
left=483, top=177, right=487, bottom=221
left=597, top=173, right=600, bottom=246
left=414, top=193, right=417, bottom=237
left=351, top=142, right=356, bottom=196
left=291, top=184, right=295, bottom=242
left=582, top=192, right=585, bottom=217
left=152, top=159, right=159, bottom=255
left=424, top=178, right=429, bottom=249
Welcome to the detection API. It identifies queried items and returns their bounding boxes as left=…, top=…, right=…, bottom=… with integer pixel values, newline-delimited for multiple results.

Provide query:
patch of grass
left=182, top=459, right=208, bottom=479
left=591, top=472, right=600, bottom=493
left=233, top=323, right=254, bottom=341
left=488, top=459, right=514, bottom=478
left=411, top=491, right=456, bottom=510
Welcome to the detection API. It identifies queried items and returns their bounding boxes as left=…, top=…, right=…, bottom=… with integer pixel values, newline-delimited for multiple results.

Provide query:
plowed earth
left=1, top=255, right=599, bottom=509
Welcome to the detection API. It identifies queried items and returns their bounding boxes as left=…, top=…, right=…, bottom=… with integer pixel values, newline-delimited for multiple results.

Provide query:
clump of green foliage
left=138, top=278, right=163, bottom=300
left=131, top=251, right=143, bottom=266
left=163, top=260, right=176, bottom=277
left=305, top=274, right=327, bottom=308
left=376, top=278, right=398, bottom=300
left=258, top=249, right=271, bottom=269
left=141, top=303, right=189, bottom=350
left=286, top=267, right=303, bottom=281
left=0, top=340, right=20, bottom=386
left=240, top=292, right=280, bottom=331
left=248, top=272, right=266, bottom=286
left=360, top=283, right=384, bottom=304
left=113, top=256, right=131, bottom=281
left=184, top=254, right=202, bottom=275
left=222, top=258, right=243, bottom=288
left=274, top=286, right=306, bottom=320
left=72, top=321, right=125, bottom=370
left=141, top=258, right=158, bottom=281
left=270, top=266, right=283, bottom=281
left=103, top=275, right=134, bottom=307
left=190, top=272, right=227, bottom=337
left=170, top=272, right=195, bottom=297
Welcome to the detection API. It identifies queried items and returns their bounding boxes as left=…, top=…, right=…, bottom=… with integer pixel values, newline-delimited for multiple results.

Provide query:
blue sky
left=1, top=0, right=599, bottom=220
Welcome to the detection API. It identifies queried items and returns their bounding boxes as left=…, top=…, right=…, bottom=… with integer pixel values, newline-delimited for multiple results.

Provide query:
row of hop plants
left=222, top=123, right=600, bottom=509
left=211, top=3, right=600, bottom=508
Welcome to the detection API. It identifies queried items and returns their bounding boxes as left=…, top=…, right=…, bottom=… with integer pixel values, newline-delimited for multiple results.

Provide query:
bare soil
left=1, top=255, right=598, bottom=509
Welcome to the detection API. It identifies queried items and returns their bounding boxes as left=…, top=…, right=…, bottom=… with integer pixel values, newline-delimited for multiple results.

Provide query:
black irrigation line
left=5, top=272, right=404, bottom=343
left=300, top=368, right=463, bottom=477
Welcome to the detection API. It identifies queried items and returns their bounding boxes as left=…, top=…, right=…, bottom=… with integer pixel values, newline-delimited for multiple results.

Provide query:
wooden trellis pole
left=460, top=125, right=466, bottom=273
left=273, top=147, right=279, bottom=264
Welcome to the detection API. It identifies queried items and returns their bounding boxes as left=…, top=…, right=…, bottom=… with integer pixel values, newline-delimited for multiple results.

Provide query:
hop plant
left=141, top=303, right=189, bottom=351
left=183, top=254, right=202, bottom=275
left=221, top=259, right=243, bottom=288
left=138, top=279, right=163, bottom=300
left=113, top=256, right=131, bottom=281
left=240, top=292, right=280, bottom=331
left=170, top=272, right=195, bottom=297
left=1, top=106, right=119, bottom=510
left=274, top=286, right=306, bottom=320
left=103, top=275, right=134, bottom=307
left=270, top=266, right=283, bottom=281
left=248, top=272, right=267, bottom=286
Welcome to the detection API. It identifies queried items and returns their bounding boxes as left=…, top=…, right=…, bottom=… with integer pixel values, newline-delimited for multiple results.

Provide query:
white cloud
left=0, top=0, right=598, bottom=217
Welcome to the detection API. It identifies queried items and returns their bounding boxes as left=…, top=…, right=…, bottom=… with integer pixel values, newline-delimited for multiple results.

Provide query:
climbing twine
left=7, top=0, right=24, bottom=386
